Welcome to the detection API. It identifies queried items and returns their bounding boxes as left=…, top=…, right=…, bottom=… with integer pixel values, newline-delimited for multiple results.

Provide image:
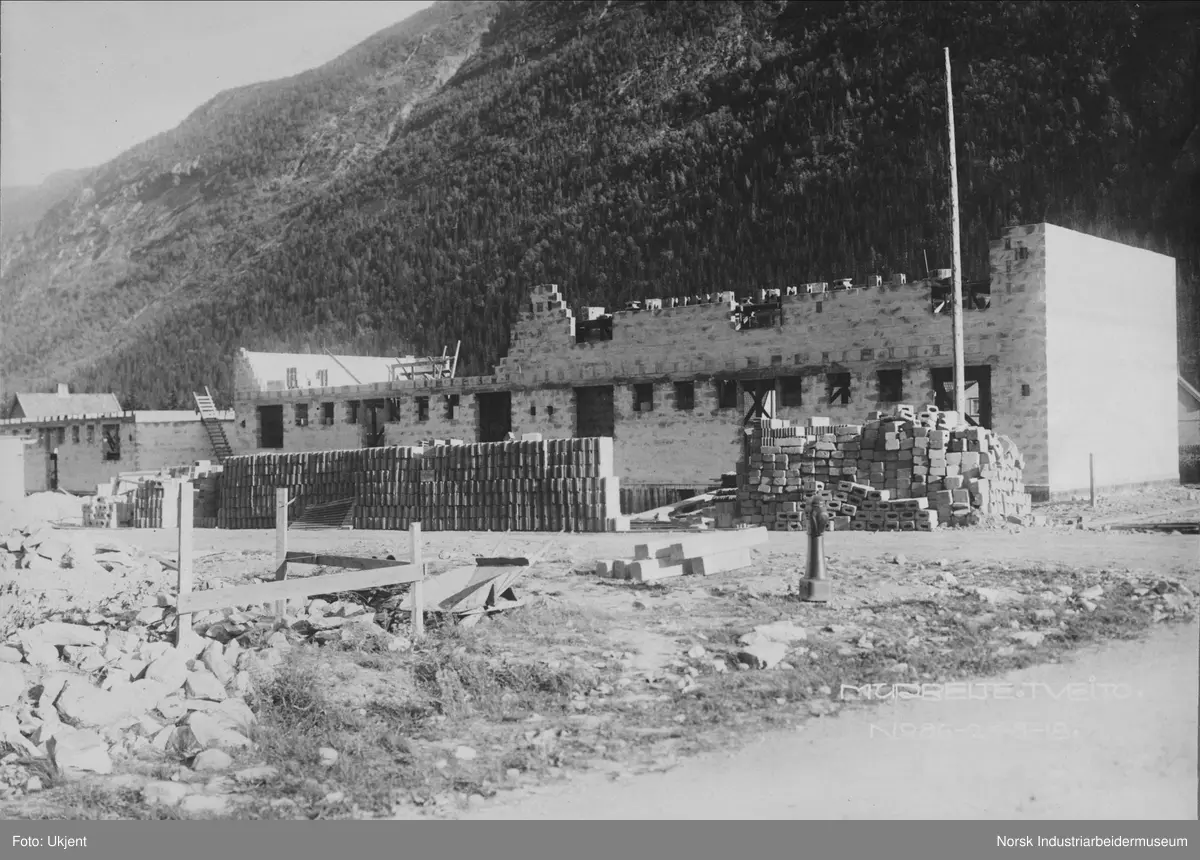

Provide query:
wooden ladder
left=193, top=386, right=233, bottom=463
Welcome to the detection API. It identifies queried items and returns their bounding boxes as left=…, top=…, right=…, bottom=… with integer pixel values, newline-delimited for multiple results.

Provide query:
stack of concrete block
left=595, top=526, right=767, bottom=582
left=81, top=496, right=129, bottom=528
left=130, top=479, right=190, bottom=530
left=217, top=438, right=621, bottom=533
left=712, top=487, right=739, bottom=529
left=735, top=406, right=1032, bottom=531
left=131, top=481, right=165, bottom=529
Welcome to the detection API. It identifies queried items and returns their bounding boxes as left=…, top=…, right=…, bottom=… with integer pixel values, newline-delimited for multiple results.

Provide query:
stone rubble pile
left=728, top=405, right=1033, bottom=531
left=0, top=519, right=410, bottom=809
left=0, top=521, right=165, bottom=632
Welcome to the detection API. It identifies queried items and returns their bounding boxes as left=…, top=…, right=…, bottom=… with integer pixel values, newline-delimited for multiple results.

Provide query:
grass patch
left=17, top=782, right=183, bottom=821
left=233, top=598, right=621, bottom=818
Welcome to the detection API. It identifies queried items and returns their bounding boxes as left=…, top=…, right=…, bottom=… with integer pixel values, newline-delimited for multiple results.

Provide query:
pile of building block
left=735, top=405, right=1032, bottom=531
left=712, top=487, right=739, bottom=529
left=81, top=495, right=129, bottom=528
left=595, top=526, right=768, bottom=583
left=217, top=437, right=621, bottom=532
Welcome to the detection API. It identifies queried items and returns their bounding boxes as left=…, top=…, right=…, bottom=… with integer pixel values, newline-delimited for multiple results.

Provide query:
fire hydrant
left=799, top=495, right=831, bottom=602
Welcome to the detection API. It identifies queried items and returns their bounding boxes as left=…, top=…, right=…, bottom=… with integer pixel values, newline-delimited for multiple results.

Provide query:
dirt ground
left=3, top=484, right=1197, bottom=820
left=458, top=620, right=1200, bottom=820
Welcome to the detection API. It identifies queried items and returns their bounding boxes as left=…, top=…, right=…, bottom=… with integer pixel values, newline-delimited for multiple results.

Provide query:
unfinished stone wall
left=726, top=406, right=1033, bottom=531
left=490, top=229, right=1052, bottom=488
left=218, top=437, right=620, bottom=532
left=231, top=225, right=1091, bottom=497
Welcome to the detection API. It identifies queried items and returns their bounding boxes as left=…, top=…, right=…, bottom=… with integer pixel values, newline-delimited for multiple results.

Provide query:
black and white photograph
left=0, top=0, right=1197, bottom=847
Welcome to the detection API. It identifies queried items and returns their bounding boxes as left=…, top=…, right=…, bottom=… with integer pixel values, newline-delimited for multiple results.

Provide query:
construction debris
left=218, top=439, right=621, bottom=532
left=0, top=513, right=416, bottom=802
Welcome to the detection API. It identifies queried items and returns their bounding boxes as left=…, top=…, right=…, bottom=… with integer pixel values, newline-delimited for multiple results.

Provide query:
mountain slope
left=0, top=168, right=94, bottom=243
left=2, top=0, right=1197, bottom=411
left=0, top=0, right=501, bottom=408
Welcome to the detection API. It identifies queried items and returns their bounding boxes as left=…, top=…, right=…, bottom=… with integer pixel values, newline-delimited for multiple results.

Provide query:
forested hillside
left=1, top=0, right=1196, bottom=411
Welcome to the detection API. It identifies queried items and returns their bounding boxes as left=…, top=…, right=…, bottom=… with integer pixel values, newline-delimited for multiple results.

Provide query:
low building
left=1, top=389, right=235, bottom=494
left=8, top=386, right=123, bottom=420
left=1180, top=375, right=1200, bottom=448
left=230, top=223, right=1180, bottom=502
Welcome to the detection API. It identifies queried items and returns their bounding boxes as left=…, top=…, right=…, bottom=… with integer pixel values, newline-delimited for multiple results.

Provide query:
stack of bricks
left=217, top=437, right=621, bottom=532
left=735, top=405, right=1032, bottom=531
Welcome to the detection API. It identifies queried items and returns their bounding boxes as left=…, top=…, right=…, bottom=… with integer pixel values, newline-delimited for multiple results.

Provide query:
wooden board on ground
left=629, top=493, right=716, bottom=523
left=443, top=568, right=527, bottom=614
left=398, top=552, right=541, bottom=614
left=179, top=565, right=420, bottom=614
left=285, top=552, right=409, bottom=570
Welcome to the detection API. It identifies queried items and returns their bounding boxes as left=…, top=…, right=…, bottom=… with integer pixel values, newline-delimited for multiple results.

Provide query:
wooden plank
left=178, top=565, right=423, bottom=615
left=284, top=552, right=410, bottom=570
left=275, top=488, right=288, bottom=619
left=410, top=522, right=425, bottom=639
left=175, top=486, right=194, bottom=651
left=476, top=556, right=529, bottom=567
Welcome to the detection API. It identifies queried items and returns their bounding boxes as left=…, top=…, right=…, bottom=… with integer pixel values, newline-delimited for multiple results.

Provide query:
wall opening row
left=253, top=364, right=995, bottom=450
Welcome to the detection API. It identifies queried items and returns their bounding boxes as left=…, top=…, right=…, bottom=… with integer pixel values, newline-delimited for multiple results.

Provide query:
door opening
left=574, top=386, right=615, bottom=438
left=477, top=392, right=513, bottom=443
left=931, top=365, right=992, bottom=428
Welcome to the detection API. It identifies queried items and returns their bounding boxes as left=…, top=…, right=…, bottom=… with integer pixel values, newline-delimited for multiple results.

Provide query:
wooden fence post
left=275, top=488, right=289, bottom=620
left=1089, top=454, right=1096, bottom=509
left=176, top=483, right=194, bottom=651
left=410, top=521, right=425, bottom=639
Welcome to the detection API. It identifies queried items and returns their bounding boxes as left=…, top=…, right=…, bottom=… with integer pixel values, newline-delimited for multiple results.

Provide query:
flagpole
left=944, top=47, right=966, bottom=414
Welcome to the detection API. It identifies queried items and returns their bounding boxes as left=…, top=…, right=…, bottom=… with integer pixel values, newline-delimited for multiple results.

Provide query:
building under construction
left=220, top=223, right=1178, bottom=503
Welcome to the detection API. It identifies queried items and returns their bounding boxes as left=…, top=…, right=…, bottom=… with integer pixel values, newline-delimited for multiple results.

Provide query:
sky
left=0, top=0, right=436, bottom=188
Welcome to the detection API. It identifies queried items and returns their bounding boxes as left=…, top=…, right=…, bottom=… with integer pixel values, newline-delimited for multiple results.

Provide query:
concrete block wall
left=511, top=389, right=575, bottom=438
left=988, top=224, right=1051, bottom=494
left=604, top=379, right=743, bottom=485
left=133, top=419, right=230, bottom=472
left=1043, top=224, right=1179, bottom=494
left=16, top=418, right=135, bottom=493
left=6, top=415, right=233, bottom=495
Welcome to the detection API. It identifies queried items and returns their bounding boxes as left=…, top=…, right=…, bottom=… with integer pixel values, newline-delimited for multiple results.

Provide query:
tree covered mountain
left=1, top=0, right=1196, bottom=412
